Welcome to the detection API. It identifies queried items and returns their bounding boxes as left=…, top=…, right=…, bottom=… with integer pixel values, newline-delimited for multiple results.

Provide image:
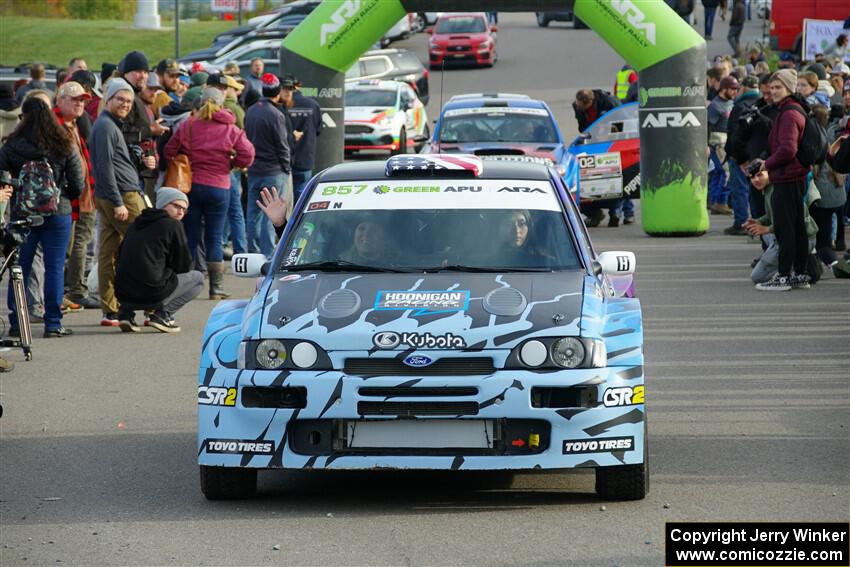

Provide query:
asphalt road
left=1, top=13, right=848, bottom=567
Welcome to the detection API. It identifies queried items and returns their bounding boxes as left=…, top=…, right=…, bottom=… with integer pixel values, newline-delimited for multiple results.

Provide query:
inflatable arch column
left=282, top=0, right=708, bottom=235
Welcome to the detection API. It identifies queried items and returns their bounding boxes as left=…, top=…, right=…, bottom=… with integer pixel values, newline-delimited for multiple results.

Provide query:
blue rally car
left=198, top=154, right=646, bottom=500
left=424, top=93, right=581, bottom=200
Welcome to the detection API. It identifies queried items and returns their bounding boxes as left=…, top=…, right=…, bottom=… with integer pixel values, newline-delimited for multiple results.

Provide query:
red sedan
left=428, top=13, right=497, bottom=69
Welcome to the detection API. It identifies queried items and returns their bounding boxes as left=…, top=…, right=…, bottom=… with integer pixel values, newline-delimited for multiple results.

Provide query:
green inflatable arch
left=282, top=0, right=708, bottom=236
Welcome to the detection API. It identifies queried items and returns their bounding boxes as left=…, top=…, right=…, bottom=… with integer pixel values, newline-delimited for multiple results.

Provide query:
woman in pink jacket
left=165, top=87, right=254, bottom=299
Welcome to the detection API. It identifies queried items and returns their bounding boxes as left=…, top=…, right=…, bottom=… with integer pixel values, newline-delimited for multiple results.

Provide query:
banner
left=802, top=19, right=850, bottom=62
left=210, top=0, right=256, bottom=13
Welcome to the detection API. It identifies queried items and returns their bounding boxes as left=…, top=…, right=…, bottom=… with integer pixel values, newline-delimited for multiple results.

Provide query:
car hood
left=433, top=32, right=491, bottom=43
left=256, top=272, right=585, bottom=351
left=435, top=142, right=565, bottom=165
left=345, top=106, right=395, bottom=123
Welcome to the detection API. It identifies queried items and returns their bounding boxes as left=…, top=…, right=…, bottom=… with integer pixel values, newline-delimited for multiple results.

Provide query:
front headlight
left=376, top=117, right=392, bottom=129
left=551, top=338, right=585, bottom=368
left=256, top=339, right=287, bottom=370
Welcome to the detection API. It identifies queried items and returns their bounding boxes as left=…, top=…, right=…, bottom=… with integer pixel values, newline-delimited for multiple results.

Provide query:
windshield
left=436, top=16, right=487, bottom=34
left=277, top=180, right=580, bottom=273
left=439, top=109, right=558, bottom=144
left=345, top=89, right=397, bottom=107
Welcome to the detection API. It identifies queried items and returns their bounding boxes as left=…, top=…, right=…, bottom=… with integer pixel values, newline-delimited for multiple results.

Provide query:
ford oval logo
left=403, top=355, right=434, bottom=368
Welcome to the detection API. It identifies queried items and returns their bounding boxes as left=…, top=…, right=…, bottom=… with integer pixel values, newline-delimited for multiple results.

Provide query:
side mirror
left=491, top=25, right=498, bottom=33
left=596, top=251, right=636, bottom=297
left=426, top=27, right=433, bottom=35
left=232, top=253, right=269, bottom=278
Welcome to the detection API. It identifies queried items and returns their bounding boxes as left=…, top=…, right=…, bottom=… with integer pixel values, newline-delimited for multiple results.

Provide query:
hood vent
left=317, top=289, right=362, bottom=319
left=483, top=288, right=527, bottom=317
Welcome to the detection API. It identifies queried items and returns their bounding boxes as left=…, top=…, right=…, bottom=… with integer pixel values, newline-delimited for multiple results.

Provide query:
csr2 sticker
left=562, top=436, right=634, bottom=455
left=373, top=331, right=467, bottom=349
left=198, top=386, right=237, bottom=406
left=602, top=385, right=645, bottom=407
left=374, top=290, right=470, bottom=315
left=204, top=439, right=275, bottom=455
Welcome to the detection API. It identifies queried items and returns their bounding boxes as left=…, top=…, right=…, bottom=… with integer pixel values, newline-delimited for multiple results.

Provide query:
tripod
left=0, top=221, right=37, bottom=361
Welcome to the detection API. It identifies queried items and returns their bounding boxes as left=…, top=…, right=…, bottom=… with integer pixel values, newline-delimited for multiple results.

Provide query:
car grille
left=359, top=386, right=479, bottom=397
left=447, top=45, right=471, bottom=52
left=344, top=357, right=496, bottom=377
left=345, top=124, right=372, bottom=135
left=357, top=401, right=480, bottom=416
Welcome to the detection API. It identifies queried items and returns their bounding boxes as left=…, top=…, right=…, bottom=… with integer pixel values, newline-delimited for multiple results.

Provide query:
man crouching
left=115, top=187, right=203, bottom=332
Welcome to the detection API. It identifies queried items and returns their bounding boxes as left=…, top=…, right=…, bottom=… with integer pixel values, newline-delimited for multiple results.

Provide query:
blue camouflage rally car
left=198, top=154, right=647, bottom=500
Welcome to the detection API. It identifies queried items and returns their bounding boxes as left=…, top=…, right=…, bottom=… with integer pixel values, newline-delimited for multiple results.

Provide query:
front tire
left=392, top=128, right=407, bottom=155
left=595, top=421, right=648, bottom=500
left=200, top=465, right=257, bottom=500
left=536, top=13, right=549, bottom=27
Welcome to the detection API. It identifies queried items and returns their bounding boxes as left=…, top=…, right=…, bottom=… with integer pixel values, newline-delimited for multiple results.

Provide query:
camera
left=746, top=159, right=764, bottom=178
left=0, top=170, right=20, bottom=190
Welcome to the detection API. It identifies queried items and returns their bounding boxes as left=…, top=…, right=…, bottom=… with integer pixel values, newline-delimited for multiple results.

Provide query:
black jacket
left=0, top=135, right=83, bottom=216
left=725, top=89, right=760, bottom=161
left=573, top=90, right=620, bottom=132
left=290, top=91, right=322, bottom=171
left=728, top=97, right=778, bottom=164
left=115, top=208, right=192, bottom=306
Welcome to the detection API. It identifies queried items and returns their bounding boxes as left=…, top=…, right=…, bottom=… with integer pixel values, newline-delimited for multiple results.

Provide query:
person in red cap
left=54, top=82, right=100, bottom=309
left=707, top=75, right=739, bottom=215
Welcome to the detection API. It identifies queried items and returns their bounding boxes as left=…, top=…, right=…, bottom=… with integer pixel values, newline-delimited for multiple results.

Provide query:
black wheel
left=392, top=128, right=407, bottom=155
left=200, top=465, right=257, bottom=500
left=416, top=124, right=431, bottom=152
left=536, top=13, right=549, bottom=27
left=595, top=421, right=648, bottom=501
left=574, top=16, right=588, bottom=29
left=414, top=13, right=426, bottom=32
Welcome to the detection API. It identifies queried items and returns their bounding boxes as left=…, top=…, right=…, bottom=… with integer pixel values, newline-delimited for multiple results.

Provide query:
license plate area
left=348, top=419, right=494, bottom=449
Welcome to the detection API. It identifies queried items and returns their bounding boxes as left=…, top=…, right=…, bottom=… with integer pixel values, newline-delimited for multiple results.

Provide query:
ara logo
left=319, top=0, right=361, bottom=47
left=610, top=0, right=656, bottom=45
left=403, top=354, right=435, bottom=368
left=642, top=111, right=701, bottom=129
left=497, top=186, right=545, bottom=193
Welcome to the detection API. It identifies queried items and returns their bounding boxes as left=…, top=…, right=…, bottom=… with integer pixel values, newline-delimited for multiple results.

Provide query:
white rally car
left=344, top=80, right=430, bottom=156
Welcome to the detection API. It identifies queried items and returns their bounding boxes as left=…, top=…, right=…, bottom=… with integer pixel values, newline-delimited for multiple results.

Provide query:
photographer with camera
left=90, top=79, right=149, bottom=326
left=0, top=175, right=14, bottom=370
left=117, top=51, right=168, bottom=202
left=723, top=75, right=760, bottom=235
left=0, top=96, right=84, bottom=337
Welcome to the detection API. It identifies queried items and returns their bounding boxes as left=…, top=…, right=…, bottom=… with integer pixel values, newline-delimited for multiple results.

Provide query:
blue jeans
left=708, top=146, right=728, bottom=205
left=704, top=5, right=717, bottom=37
left=247, top=172, right=286, bottom=258
left=727, top=158, right=750, bottom=226
left=8, top=214, right=72, bottom=331
left=221, top=171, right=247, bottom=254
left=183, top=183, right=229, bottom=263
left=292, top=168, right=312, bottom=206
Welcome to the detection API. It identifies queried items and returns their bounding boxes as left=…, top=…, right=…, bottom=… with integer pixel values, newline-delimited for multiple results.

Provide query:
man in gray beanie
left=90, top=77, right=153, bottom=326
left=749, top=68, right=812, bottom=291
left=114, top=187, right=203, bottom=332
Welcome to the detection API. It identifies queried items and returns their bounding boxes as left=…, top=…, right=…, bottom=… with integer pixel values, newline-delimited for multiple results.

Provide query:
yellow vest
left=616, top=69, right=633, bottom=100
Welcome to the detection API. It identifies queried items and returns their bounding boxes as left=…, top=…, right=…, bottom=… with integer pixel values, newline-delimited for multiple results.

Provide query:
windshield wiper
left=283, top=260, right=411, bottom=273
left=417, top=264, right=553, bottom=273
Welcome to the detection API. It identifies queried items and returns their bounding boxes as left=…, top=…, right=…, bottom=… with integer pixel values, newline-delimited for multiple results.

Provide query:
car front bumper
left=197, top=365, right=645, bottom=471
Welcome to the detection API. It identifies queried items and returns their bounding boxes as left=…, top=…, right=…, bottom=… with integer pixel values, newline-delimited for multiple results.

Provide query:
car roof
left=315, top=158, right=553, bottom=184
left=347, top=80, right=403, bottom=91
left=442, top=95, right=550, bottom=112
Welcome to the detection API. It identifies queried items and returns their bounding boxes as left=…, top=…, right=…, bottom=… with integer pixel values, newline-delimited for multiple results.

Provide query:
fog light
left=291, top=342, right=318, bottom=369
left=551, top=338, right=585, bottom=368
left=519, top=340, right=547, bottom=367
left=256, top=339, right=287, bottom=370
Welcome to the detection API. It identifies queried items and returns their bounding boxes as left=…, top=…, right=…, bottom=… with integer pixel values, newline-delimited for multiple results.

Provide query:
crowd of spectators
left=0, top=51, right=322, bottom=371
left=702, top=40, right=850, bottom=290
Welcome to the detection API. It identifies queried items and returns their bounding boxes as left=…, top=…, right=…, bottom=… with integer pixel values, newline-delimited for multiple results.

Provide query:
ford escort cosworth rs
left=198, top=154, right=646, bottom=501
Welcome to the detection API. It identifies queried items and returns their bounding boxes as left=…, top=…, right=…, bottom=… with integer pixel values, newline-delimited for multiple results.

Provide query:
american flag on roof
left=385, top=154, right=484, bottom=177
